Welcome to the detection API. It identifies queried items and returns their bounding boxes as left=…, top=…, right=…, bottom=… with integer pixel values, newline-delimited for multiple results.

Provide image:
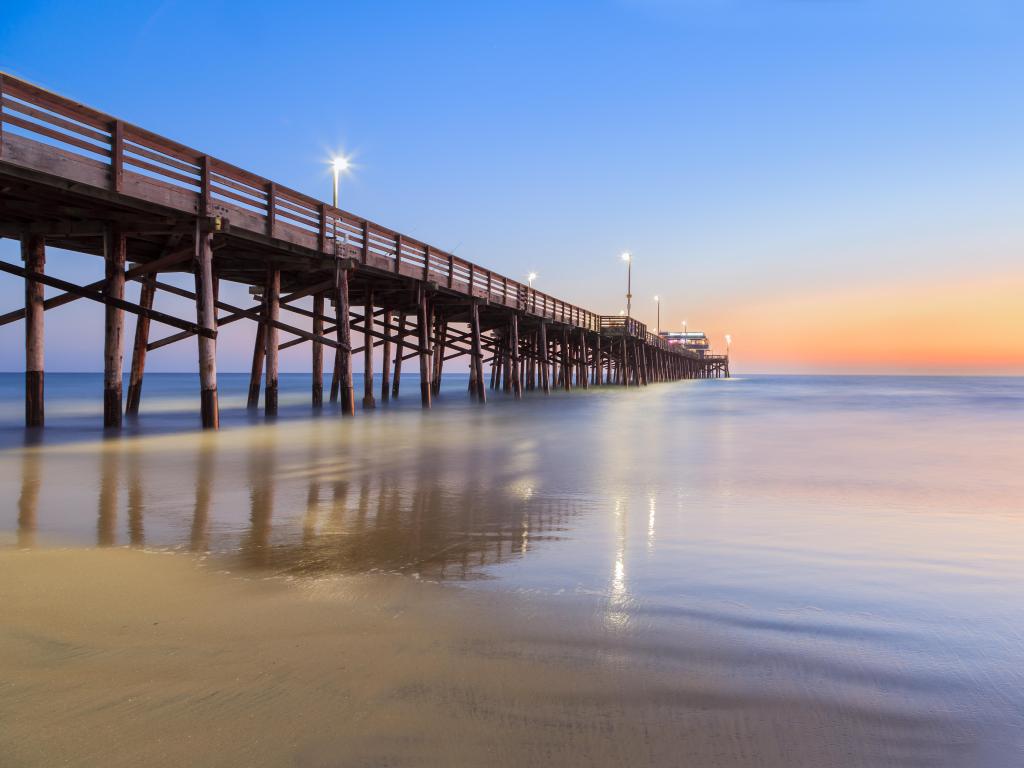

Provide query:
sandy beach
left=1, top=544, right=1003, bottom=768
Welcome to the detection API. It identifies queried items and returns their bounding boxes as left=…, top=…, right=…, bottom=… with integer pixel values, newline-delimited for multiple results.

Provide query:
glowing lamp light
left=620, top=251, right=632, bottom=262
left=528, top=272, right=537, bottom=287
left=332, top=155, right=351, bottom=173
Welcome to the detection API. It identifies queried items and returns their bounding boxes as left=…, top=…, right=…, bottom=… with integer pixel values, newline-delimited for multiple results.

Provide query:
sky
left=1, top=0, right=1022, bottom=374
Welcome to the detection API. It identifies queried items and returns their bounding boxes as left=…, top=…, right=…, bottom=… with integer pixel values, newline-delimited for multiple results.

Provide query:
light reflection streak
left=647, top=494, right=656, bottom=554
left=606, top=497, right=630, bottom=630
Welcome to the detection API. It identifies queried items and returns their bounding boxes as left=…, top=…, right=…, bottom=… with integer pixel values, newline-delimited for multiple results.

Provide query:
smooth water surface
left=1, top=373, right=1022, bottom=765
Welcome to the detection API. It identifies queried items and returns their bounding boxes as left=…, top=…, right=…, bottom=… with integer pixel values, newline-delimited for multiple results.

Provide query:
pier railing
left=0, top=74, right=612, bottom=333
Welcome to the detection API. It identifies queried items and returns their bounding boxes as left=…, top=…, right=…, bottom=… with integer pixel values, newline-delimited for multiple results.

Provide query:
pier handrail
left=0, top=74, right=620, bottom=336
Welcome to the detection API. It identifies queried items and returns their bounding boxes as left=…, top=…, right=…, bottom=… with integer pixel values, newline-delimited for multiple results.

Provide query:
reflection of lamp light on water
left=647, top=495, right=656, bottom=553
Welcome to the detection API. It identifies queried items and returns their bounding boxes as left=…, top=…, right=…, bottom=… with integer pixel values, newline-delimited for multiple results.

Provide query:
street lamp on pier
left=331, top=155, right=351, bottom=208
left=620, top=252, right=632, bottom=317
left=654, top=295, right=660, bottom=335
left=528, top=272, right=537, bottom=288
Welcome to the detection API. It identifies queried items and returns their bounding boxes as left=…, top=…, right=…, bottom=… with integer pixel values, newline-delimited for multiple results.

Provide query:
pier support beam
left=312, top=293, right=324, bottom=407
left=103, top=225, right=126, bottom=429
left=194, top=227, right=219, bottom=428
left=23, top=235, right=45, bottom=427
left=432, top=314, right=446, bottom=397
left=417, top=290, right=432, bottom=408
left=363, top=286, right=375, bottom=410
left=380, top=307, right=392, bottom=402
left=247, top=297, right=266, bottom=409
left=125, top=276, right=154, bottom=416
left=538, top=322, right=549, bottom=394
left=562, top=329, right=572, bottom=392
left=469, top=301, right=485, bottom=402
left=392, top=313, right=405, bottom=398
left=264, top=267, right=280, bottom=418
left=335, top=262, right=355, bottom=416
left=510, top=315, right=522, bottom=399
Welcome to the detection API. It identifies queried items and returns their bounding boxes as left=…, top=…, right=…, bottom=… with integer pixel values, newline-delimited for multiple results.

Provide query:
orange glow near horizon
left=690, top=272, right=1024, bottom=375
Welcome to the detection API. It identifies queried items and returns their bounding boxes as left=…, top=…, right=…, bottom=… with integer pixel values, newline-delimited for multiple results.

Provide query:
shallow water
left=1, top=373, right=1022, bottom=765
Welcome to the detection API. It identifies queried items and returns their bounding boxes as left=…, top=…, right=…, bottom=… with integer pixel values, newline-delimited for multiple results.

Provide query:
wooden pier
left=0, top=74, right=728, bottom=429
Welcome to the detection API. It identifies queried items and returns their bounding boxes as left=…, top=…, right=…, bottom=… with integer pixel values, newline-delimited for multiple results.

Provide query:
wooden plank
left=0, top=95, right=110, bottom=144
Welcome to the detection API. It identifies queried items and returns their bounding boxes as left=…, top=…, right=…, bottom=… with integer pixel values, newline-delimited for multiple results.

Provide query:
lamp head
left=620, top=251, right=631, bottom=263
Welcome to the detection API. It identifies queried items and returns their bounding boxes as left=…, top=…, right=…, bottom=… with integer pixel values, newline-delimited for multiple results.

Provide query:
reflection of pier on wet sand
left=12, top=420, right=585, bottom=580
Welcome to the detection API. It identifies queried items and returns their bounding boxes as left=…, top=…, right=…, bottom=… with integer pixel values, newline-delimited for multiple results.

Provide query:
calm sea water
left=2, top=373, right=1022, bottom=763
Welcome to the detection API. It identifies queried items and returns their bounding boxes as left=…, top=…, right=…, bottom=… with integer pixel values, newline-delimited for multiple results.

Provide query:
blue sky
left=1, top=0, right=1022, bottom=372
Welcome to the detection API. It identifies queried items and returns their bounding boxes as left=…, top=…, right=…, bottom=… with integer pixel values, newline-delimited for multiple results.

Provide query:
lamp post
left=725, top=334, right=732, bottom=356
left=654, top=295, right=660, bottom=335
left=528, top=272, right=537, bottom=288
left=331, top=155, right=350, bottom=208
left=621, top=252, right=632, bottom=317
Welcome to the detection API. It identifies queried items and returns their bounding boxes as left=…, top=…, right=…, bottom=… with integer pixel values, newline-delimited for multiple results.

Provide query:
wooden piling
left=417, top=290, right=432, bottom=408
left=194, top=226, right=219, bottom=428
left=392, top=313, right=405, bottom=398
left=538, top=322, right=549, bottom=394
left=264, top=267, right=280, bottom=417
left=312, top=293, right=324, bottom=407
left=362, top=286, right=375, bottom=410
left=125, top=276, right=154, bottom=416
left=562, top=329, right=572, bottom=392
left=247, top=295, right=266, bottom=409
left=335, top=262, right=355, bottom=415
left=432, top=314, right=446, bottom=397
left=380, top=307, right=392, bottom=402
left=469, top=300, right=486, bottom=402
left=22, top=235, right=45, bottom=427
left=510, top=314, right=522, bottom=399
left=103, top=225, right=126, bottom=428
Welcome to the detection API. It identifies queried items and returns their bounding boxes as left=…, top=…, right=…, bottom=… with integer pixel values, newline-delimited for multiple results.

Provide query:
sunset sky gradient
left=1, top=0, right=1021, bottom=374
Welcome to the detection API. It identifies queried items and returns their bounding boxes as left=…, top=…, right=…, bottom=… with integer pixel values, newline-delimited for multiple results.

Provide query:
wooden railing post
left=0, top=74, right=5, bottom=159
left=111, top=120, right=124, bottom=193
left=318, top=203, right=327, bottom=253
left=265, top=182, right=276, bottom=237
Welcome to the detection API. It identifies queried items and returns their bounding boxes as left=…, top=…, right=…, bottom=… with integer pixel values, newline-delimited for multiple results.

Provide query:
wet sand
left=0, top=546, right=999, bottom=768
